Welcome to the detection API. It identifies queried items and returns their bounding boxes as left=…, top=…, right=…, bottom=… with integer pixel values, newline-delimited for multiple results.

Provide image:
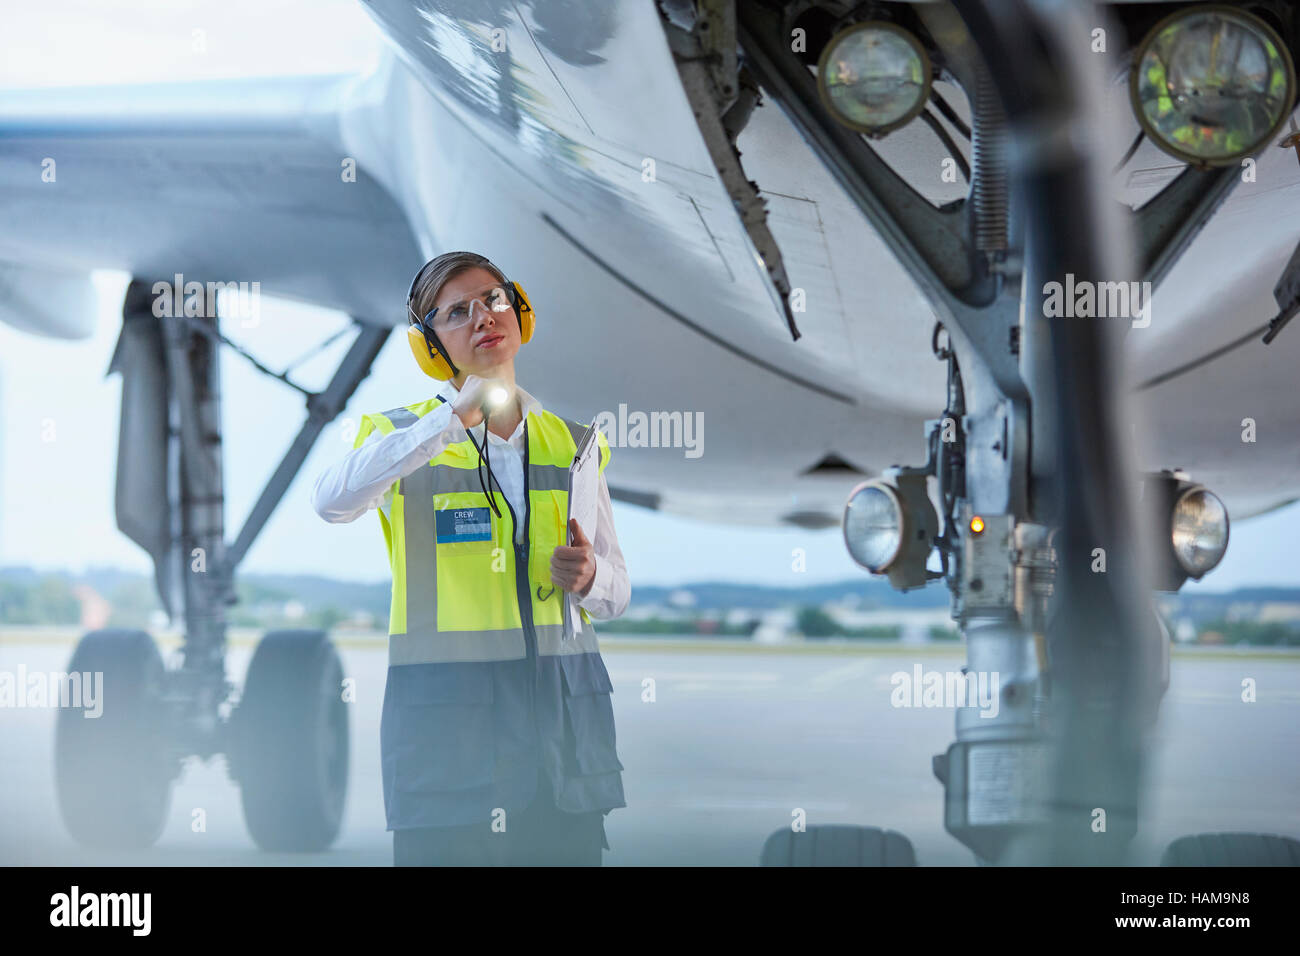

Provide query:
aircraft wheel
left=55, top=629, right=174, bottom=848
left=230, top=630, right=348, bottom=851
left=761, top=825, right=917, bottom=866
left=1161, top=833, right=1300, bottom=866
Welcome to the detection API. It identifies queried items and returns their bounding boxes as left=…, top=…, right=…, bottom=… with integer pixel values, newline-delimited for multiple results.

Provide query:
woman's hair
left=409, top=251, right=507, bottom=324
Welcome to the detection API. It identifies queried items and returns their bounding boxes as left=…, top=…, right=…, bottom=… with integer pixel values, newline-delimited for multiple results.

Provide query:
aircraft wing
left=0, top=73, right=424, bottom=335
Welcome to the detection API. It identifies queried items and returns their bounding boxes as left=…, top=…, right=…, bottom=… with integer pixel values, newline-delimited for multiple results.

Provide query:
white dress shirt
left=311, top=380, right=630, bottom=620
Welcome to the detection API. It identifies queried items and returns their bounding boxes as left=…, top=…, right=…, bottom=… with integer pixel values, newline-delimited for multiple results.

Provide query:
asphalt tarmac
left=1, top=632, right=1296, bottom=866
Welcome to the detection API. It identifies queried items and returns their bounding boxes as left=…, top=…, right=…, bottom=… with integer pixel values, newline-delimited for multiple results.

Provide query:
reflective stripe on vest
left=354, top=397, right=610, bottom=666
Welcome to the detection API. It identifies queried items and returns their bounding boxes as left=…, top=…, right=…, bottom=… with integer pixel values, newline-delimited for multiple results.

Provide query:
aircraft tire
left=230, top=629, right=348, bottom=852
left=55, top=629, right=174, bottom=849
left=1161, top=833, right=1300, bottom=866
left=760, top=825, right=917, bottom=866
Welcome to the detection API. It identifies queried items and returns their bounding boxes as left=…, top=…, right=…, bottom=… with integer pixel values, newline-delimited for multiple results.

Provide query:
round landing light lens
left=1171, top=486, right=1229, bottom=576
left=817, top=21, right=932, bottom=136
left=1131, top=7, right=1295, bottom=165
left=844, top=482, right=905, bottom=572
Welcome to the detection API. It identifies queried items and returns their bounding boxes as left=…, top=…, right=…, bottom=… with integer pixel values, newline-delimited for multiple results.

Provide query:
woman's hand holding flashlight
left=452, top=375, right=511, bottom=429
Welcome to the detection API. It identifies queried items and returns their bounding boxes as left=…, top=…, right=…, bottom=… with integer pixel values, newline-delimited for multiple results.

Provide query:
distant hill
left=1159, top=588, right=1300, bottom=626
left=3, top=564, right=1298, bottom=626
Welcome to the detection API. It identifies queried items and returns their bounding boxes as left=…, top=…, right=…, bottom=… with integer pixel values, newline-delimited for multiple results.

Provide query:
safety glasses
left=420, top=282, right=516, bottom=333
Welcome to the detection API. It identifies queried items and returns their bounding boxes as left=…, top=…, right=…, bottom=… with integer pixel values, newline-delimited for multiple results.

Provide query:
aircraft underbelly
left=356, top=0, right=1300, bottom=522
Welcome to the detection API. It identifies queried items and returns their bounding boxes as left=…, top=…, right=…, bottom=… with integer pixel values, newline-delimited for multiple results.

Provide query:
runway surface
left=1, top=632, right=1296, bottom=866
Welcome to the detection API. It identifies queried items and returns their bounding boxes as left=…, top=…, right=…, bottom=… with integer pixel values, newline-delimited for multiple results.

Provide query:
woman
left=312, top=251, right=630, bottom=866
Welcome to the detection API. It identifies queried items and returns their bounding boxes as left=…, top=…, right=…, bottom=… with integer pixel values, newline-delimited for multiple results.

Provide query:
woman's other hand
left=551, top=517, right=596, bottom=597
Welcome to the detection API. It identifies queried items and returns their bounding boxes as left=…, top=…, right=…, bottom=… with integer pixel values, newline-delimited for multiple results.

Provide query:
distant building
left=827, top=606, right=951, bottom=642
left=753, top=608, right=796, bottom=644
left=724, top=608, right=758, bottom=628
left=334, top=610, right=376, bottom=631
left=1225, top=602, right=1253, bottom=623
left=1257, top=603, right=1300, bottom=623
left=667, top=589, right=696, bottom=609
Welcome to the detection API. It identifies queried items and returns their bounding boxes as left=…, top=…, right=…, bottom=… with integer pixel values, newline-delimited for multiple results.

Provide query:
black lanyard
left=463, top=411, right=505, bottom=519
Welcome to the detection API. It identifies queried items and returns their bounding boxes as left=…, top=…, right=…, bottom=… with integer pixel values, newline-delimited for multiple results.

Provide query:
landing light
left=1171, top=485, right=1229, bottom=578
left=817, top=21, right=931, bottom=137
left=844, top=481, right=904, bottom=573
left=1130, top=7, right=1296, bottom=166
left=843, top=472, right=937, bottom=590
left=1144, top=471, right=1230, bottom=590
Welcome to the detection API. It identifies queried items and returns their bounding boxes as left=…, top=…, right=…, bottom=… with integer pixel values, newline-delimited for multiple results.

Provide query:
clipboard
left=563, top=422, right=601, bottom=640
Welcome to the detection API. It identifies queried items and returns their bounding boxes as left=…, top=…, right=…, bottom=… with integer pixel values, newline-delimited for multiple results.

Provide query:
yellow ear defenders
left=405, top=266, right=535, bottom=381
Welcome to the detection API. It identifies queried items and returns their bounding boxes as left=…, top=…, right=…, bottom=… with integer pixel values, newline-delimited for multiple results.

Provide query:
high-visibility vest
left=354, top=394, right=625, bottom=827
left=354, top=395, right=611, bottom=666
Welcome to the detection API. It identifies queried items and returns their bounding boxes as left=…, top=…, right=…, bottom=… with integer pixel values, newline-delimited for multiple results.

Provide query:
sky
left=2, top=1, right=1299, bottom=594
left=0, top=273, right=874, bottom=588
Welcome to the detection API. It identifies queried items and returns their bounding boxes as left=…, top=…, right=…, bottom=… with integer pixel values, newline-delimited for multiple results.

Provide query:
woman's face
left=431, top=266, right=522, bottom=380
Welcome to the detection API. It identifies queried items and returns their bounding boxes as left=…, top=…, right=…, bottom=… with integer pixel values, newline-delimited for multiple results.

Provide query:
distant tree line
left=0, top=575, right=80, bottom=625
left=796, top=606, right=900, bottom=640
left=1198, top=619, right=1300, bottom=646
left=0, top=572, right=354, bottom=632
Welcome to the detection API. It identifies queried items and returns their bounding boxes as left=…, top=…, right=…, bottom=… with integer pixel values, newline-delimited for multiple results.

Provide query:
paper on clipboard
left=563, top=422, right=601, bottom=640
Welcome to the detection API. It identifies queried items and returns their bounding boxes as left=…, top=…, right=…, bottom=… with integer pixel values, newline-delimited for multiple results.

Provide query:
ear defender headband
left=405, top=262, right=535, bottom=381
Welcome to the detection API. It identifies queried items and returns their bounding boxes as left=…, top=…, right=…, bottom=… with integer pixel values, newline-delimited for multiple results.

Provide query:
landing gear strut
left=740, top=0, right=1260, bottom=865
left=54, top=279, right=388, bottom=851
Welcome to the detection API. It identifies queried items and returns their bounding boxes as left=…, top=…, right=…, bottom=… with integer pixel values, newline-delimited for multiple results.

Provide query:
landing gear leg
left=54, top=278, right=388, bottom=852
